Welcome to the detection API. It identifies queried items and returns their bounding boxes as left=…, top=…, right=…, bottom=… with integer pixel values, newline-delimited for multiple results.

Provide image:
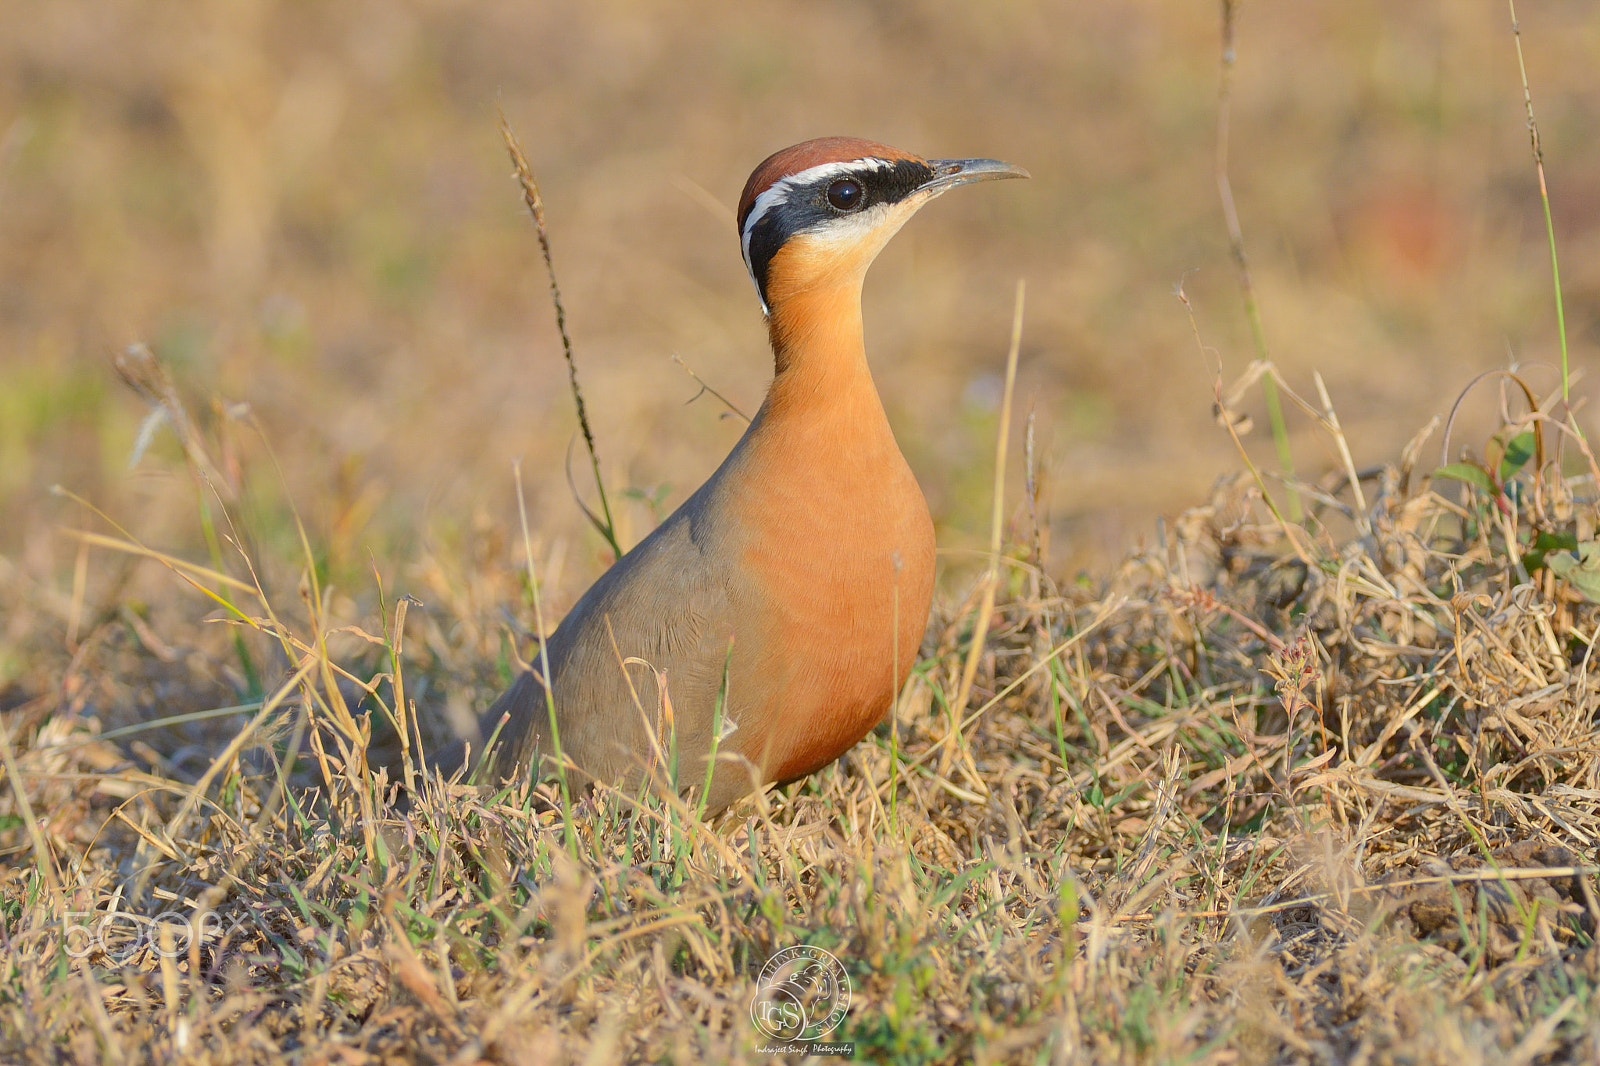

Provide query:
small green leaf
left=1523, top=529, right=1579, bottom=573
left=1499, top=430, right=1537, bottom=481
left=1546, top=541, right=1600, bottom=602
left=1434, top=462, right=1496, bottom=496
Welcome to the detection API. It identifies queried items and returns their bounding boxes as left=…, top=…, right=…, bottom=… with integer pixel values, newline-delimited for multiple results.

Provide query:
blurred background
left=3, top=1, right=1599, bottom=647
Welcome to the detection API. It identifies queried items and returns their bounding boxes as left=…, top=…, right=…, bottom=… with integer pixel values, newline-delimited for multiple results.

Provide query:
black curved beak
left=920, top=157, right=1031, bottom=195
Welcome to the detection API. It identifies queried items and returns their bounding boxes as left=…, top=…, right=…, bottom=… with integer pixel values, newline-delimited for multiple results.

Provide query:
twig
left=499, top=113, right=621, bottom=556
left=941, top=280, right=1026, bottom=787
left=671, top=353, right=750, bottom=423
left=1507, top=2, right=1572, bottom=411
left=1217, top=0, right=1300, bottom=520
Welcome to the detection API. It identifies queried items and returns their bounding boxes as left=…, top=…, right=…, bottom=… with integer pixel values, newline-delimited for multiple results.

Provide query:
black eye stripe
left=742, top=157, right=936, bottom=310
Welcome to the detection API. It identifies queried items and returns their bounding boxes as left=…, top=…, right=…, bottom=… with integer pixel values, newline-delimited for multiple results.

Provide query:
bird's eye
left=826, top=178, right=865, bottom=212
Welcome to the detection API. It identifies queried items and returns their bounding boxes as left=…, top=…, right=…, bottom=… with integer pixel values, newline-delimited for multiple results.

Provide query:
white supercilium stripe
left=740, top=156, right=894, bottom=311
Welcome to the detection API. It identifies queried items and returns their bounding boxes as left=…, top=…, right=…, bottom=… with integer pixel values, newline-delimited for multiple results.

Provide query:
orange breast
left=718, top=386, right=936, bottom=785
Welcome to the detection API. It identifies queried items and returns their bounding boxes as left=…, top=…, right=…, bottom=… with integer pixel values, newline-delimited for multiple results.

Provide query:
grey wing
left=468, top=504, right=741, bottom=791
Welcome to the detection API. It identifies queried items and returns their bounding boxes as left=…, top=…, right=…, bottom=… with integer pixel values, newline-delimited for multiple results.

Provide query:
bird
left=455, top=136, right=1027, bottom=815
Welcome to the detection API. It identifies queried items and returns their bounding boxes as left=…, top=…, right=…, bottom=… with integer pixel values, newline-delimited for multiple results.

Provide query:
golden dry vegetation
left=3, top=2, right=1600, bottom=1063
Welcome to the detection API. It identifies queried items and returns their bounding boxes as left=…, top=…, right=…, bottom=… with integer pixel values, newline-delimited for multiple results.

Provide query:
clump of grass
left=3, top=327, right=1599, bottom=1062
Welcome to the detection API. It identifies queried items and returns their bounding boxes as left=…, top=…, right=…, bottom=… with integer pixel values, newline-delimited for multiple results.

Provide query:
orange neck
left=762, top=273, right=881, bottom=425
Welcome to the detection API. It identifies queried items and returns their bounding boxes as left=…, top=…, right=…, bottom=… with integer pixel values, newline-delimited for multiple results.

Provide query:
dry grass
left=6, top=3, right=1600, bottom=1063
left=4, top=345, right=1600, bottom=1062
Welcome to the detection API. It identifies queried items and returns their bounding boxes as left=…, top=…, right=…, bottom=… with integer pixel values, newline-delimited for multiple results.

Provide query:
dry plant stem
left=671, top=353, right=751, bottom=424
left=1023, top=410, right=1044, bottom=578
left=1176, top=284, right=1312, bottom=562
left=0, top=709, right=65, bottom=908
left=499, top=113, right=621, bottom=557
left=942, top=279, right=1026, bottom=785
left=63, top=528, right=257, bottom=601
left=1118, top=863, right=1600, bottom=925
left=887, top=564, right=903, bottom=826
left=1439, top=369, right=1543, bottom=469
left=1213, top=374, right=1313, bottom=566
left=1267, top=633, right=1325, bottom=827
left=67, top=538, right=88, bottom=648
left=1508, top=0, right=1572, bottom=409
left=113, top=348, right=267, bottom=691
left=389, top=591, right=417, bottom=787
left=896, top=595, right=1120, bottom=782
left=693, top=644, right=734, bottom=822
left=1546, top=414, right=1600, bottom=489
left=513, top=458, right=574, bottom=846
left=1313, top=371, right=1368, bottom=531
left=113, top=344, right=234, bottom=505
left=44, top=702, right=261, bottom=751
left=293, top=511, right=379, bottom=863
left=1217, top=0, right=1300, bottom=521
left=165, top=656, right=316, bottom=843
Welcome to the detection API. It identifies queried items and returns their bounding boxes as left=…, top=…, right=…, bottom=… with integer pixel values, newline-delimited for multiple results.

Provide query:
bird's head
left=736, top=137, right=1029, bottom=316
